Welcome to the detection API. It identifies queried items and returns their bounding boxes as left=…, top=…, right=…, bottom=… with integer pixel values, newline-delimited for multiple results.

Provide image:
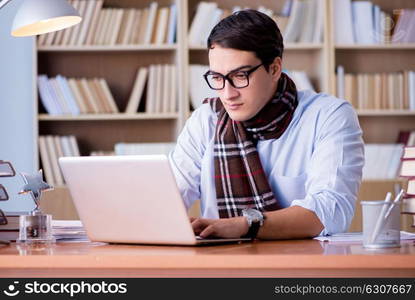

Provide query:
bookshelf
left=32, top=0, right=414, bottom=228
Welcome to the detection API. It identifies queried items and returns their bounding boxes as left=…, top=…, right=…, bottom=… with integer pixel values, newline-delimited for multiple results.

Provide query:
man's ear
left=269, top=57, right=282, bottom=82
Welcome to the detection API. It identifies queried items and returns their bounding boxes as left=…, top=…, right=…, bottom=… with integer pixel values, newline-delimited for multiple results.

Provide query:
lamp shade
left=11, top=0, right=81, bottom=37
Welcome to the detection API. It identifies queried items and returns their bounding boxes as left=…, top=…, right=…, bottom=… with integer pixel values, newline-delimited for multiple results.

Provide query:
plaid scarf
left=203, top=72, right=298, bottom=218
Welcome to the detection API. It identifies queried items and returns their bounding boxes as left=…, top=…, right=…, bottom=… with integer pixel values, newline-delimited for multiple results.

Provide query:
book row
left=38, top=75, right=119, bottom=115
left=39, top=64, right=178, bottom=116
left=38, top=0, right=177, bottom=46
left=336, top=68, right=415, bottom=110
left=188, top=0, right=323, bottom=47
left=334, top=0, right=415, bottom=44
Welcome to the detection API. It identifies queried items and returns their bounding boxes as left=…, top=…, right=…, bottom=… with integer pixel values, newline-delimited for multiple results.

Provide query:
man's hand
left=190, top=217, right=249, bottom=238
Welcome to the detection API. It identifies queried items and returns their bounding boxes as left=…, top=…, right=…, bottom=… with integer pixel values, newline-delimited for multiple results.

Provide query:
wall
left=0, top=0, right=36, bottom=212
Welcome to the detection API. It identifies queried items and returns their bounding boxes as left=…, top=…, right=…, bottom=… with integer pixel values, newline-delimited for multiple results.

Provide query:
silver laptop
left=59, top=155, right=250, bottom=246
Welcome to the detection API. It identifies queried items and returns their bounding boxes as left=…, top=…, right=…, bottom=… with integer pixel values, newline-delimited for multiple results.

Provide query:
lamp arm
left=0, top=0, right=13, bottom=10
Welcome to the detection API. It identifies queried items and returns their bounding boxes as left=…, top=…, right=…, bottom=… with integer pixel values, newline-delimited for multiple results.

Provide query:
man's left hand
left=191, top=217, right=249, bottom=238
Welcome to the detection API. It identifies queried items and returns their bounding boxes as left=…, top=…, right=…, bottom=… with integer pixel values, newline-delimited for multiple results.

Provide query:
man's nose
left=222, top=80, right=239, bottom=100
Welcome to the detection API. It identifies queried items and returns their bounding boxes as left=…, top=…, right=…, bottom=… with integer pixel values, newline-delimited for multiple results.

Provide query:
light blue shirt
left=169, top=90, right=364, bottom=235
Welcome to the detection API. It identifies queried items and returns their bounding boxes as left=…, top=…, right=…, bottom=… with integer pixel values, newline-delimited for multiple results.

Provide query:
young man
left=169, top=10, right=364, bottom=240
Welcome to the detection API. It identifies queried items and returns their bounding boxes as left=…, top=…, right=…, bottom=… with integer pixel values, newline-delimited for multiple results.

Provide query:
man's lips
left=226, top=103, right=243, bottom=110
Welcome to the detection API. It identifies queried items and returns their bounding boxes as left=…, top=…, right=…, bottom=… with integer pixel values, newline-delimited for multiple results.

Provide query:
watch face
left=246, top=208, right=263, bottom=222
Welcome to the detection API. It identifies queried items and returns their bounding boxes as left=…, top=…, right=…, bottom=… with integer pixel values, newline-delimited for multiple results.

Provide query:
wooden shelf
left=37, top=44, right=178, bottom=52
left=357, top=110, right=415, bottom=116
left=38, top=113, right=179, bottom=121
left=336, top=44, right=415, bottom=50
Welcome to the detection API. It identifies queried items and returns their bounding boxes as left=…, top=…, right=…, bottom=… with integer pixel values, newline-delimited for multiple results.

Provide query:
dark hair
left=207, top=9, right=284, bottom=71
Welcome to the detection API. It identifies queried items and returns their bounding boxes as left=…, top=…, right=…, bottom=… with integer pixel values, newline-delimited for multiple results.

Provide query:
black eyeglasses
left=203, top=63, right=264, bottom=90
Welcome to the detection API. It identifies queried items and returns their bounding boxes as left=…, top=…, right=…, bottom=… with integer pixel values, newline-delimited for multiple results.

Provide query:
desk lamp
left=0, top=0, right=81, bottom=37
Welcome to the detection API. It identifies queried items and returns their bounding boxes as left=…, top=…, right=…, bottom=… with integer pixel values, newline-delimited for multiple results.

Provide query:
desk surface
left=0, top=239, right=414, bottom=277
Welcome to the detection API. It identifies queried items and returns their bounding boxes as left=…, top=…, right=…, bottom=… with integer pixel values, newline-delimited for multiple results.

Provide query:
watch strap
left=244, top=220, right=261, bottom=240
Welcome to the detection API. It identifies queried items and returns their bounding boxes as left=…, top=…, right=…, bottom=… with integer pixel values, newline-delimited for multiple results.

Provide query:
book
left=49, top=78, right=71, bottom=114
left=402, top=195, right=415, bottom=212
left=60, top=136, right=73, bottom=157
left=89, top=79, right=110, bottom=113
left=87, top=79, right=108, bottom=113
left=67, top=78, right=88, bottom=114
left=97, top=79, right=119, bottom=113
left=403, top=146, right=415, bottom=159
left=117, top=8, right=134, bottom=45
left=166, top=4, right=177, bottom=44
left=92, top=8, right=106, bottom=45
left=38, top=75, right=59, bottom=115
left=352, top=1, right=375, bottom=44
left=79, top=78, right=100, bottom=113
left=161, top=64, right=170, bottom=113
left=283, top=0, right=306, bottom=43
left=75, top=0, right=96, bottom=45
left=61, top=0, right=81, bottom=45
left=45, top=135, right=64, bottom=186
left=125, top=67, right=148, bottom=114
left=169, top=65, right=177, bottom=113
left=407, top=179, right=415, bottom=196
left=53, top=136, right=65, bottom=184
left=188, top=2, right=218, bottom=46
left=144, top=2, right=159, bottom=44
left=401, top=145, right=415, bottom=177
left=38, top=136, right=54, bottom=184
left=145, top=65, right=156, bottom=113
left=333, top=0, right=354, bottom=44
left=109, top=9, right=124, bottom=45
left=85, top=0, right=104, bottom=45
left=69, top=0, right=87, bottom=45
left=69, top=135, right=81, bottom=157
left=154, top=7, right=169, bottom=44
left=154, top=64, right=163, bottom=113
left=137, top=8, right=149, bottom=44
left=56, top=75, right=80, bottom=115
left=298, top=0, right=316, bottom=43
left=103, top=9, right=116, bottom=45
left=129, top=9, right=143, bottom=44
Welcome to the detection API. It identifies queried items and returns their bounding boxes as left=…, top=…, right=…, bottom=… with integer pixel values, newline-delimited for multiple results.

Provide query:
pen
left=368, top=192, right=392, bottom=244
left=383, top=189, right=405, bottom=222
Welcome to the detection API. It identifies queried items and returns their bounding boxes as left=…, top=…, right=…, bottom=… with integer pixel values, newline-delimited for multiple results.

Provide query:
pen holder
left=17, top=213, right=55, bottom=244
left=361, top=200, right=400, bottom=249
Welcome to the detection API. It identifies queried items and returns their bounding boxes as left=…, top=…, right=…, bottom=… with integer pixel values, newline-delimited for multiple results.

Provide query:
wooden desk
left=0, top=240, right=414, bottom=277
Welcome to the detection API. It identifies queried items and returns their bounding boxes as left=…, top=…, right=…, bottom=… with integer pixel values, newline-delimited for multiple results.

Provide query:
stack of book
left=188, top=0, right=323, bottom=47
left=334, top=0, right=415, bottom=44
left=38, top=75, right=119, bottom=115
left=336, top=67, right=415, bottom=110
left=38, top=1, right=177, bottom=46
left=38, top=135, right=80, bottom=187
left=400, top=146, right=415, bottom=228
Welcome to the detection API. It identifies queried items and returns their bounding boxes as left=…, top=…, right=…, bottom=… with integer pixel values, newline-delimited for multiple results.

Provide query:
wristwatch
left=242, top=208, right=266, bottom=239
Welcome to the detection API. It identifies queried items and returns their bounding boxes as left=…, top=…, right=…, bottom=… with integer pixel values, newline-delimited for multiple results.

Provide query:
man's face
left=208, top=45, right=281, bottom=122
